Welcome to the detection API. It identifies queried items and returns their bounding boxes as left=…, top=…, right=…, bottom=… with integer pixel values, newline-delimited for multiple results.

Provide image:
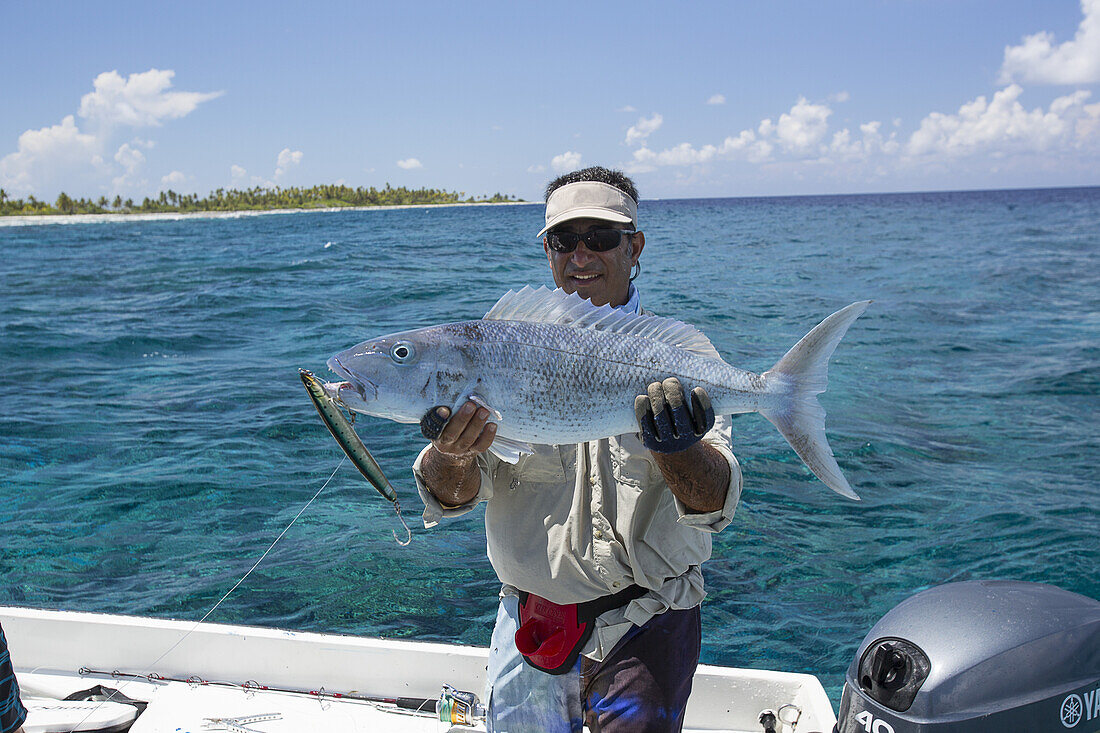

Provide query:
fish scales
left=326, top=286, right=870, bottom=499
left=442, top=319, right=762, bottom=445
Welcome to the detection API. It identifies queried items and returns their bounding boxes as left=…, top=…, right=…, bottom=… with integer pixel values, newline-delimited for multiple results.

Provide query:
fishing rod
left=74, top=667, right=485, bottom=724
left=75, top=666, right=438, bottom=713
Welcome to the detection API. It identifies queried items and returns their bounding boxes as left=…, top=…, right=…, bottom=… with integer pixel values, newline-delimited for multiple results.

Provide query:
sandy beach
left=0, top=199, right=537, bottom=227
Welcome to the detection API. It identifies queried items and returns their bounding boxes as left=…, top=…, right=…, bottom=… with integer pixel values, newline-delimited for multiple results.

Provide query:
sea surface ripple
left=1, top=189, right=1097, bottom=703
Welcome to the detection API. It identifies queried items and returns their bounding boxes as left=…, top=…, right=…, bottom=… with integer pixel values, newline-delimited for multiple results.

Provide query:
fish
left=299, top=368, right=411, bottom=543
left=325, top=286, right=870, bottom=500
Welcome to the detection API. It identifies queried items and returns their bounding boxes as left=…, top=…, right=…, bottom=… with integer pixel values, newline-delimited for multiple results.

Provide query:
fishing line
left=65, top=458, right=345, bottom=733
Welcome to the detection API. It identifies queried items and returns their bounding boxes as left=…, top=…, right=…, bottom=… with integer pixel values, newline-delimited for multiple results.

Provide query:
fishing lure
left=299, top=369, right=411, bottom=545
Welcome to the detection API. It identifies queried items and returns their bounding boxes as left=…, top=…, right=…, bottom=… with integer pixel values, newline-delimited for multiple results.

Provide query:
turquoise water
left=1, top=189, right=1097, bottom=704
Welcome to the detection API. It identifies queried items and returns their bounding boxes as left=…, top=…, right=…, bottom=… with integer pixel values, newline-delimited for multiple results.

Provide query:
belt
left=514, top=585, right=647, bottom=675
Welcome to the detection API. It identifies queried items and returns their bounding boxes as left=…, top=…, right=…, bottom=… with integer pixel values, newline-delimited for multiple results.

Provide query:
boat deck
left=2, top=606, right=836, bottom=733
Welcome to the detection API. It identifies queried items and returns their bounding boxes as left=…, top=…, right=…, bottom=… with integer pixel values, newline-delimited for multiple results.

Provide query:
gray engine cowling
left=835, top=580, right=1100, bottom=733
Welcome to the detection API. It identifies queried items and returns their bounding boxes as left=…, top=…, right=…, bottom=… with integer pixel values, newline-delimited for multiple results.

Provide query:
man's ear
left=543, top=236, right=553, bottom=262
left=630, top=231, right=646, bottom=264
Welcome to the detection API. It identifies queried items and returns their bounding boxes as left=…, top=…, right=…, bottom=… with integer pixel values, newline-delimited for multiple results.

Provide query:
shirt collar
left=618, top=283, right=641, bottom=314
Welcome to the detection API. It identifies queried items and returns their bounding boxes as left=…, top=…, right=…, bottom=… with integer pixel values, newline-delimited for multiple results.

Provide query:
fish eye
left=390, top=340, right=416, bottom=364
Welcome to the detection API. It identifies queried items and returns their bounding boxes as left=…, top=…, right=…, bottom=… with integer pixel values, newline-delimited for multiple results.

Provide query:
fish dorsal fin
left=484, top=286, right=722, bottom=359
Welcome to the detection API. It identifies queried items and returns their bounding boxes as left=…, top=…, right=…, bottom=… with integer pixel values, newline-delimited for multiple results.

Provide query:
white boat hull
left=1, top=606, right=837, bottom=732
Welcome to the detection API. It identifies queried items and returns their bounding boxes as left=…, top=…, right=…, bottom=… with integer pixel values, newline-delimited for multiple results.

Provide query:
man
left=412, top=167, right=741, bottom=732
left=1, top=622, right=26, bottom=733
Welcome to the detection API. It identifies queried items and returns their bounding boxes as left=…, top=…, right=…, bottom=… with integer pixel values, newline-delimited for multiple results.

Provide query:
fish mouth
left=327, top=355, right=378, bottom=403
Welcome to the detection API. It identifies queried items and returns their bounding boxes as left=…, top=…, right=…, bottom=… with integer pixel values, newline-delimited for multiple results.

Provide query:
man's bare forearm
left=420, top=445, right=482, bottom=507
left=652, top=440, right=730, bottom=513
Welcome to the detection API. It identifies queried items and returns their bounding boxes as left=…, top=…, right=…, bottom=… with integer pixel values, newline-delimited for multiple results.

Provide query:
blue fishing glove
left=635, top=378, right=715, bottom=454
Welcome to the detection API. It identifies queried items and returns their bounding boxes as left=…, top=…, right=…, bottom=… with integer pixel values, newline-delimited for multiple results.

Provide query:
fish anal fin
left=488, top=435, right=533, bottom=464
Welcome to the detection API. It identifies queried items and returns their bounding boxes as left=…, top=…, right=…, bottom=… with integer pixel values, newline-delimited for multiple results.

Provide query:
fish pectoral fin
left=487, top=436, right=534, bottom=464
left=456, top=392, right=504, bottom=421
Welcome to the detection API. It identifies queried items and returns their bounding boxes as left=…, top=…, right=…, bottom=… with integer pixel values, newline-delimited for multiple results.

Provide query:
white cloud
left=0, top=115, right=104, bottom=194
left=775, top=97, right=833, bottom=154
left=632, top=142, right=716, bottom=168
left=706, top=94, right=726, bottom=105
left=78, top=69, right=223, bottom=129
left=396, top=157, right=422, bottom=169
left=161, top=170, right=187, bottom=187
left=113, top=144, right=144, bottom=178
left=276, top=148, right=303, bottom=169
left=111, top=141, right=148, bottom=192
left=114, top=142, right=145, bottom=170
left=828, top=121, right=900, bottom=159
left=625, top=114, right=663, bottom=146
left=0, top=68, right=219, bottom=197
left=1000, top=0, right=1100, bottom=84
left=626, top=84, right=1100, bottom=179
left=626, top=129, right=771, bottom=174
left=624, top=97, right=879, bottom=174
left=619, top=105, right=637, bottom=113
left=275, top=147, right=303, bottom=178
left=228, top=163, right=274, bottom=189
left=906, top=84, right=1097, bottom=156
left=829, top=91, right=851, bottom=103
left=527, top=164, right=546, bottom=173
left=551, top=151, right=582, bottom=172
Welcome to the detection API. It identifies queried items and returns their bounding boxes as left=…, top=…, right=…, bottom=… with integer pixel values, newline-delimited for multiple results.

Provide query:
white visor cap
left=537, top=181, right=637, bottom=238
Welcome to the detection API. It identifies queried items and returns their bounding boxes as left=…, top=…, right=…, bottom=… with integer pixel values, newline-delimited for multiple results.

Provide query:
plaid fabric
left=0, top=623, right=27, bottom=733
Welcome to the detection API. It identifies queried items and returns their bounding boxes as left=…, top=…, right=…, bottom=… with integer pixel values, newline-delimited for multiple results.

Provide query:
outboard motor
left=835, top=580, right=1100, bottom=733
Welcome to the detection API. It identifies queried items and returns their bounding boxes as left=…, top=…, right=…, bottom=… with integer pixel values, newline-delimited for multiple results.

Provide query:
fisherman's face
left=543, top=218, right=645, bottom=308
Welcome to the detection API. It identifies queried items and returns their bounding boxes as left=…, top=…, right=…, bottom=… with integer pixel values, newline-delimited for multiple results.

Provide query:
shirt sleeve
left=671, top=413, right=742, bottom=533
left=412, top=444, right=496, bottom=528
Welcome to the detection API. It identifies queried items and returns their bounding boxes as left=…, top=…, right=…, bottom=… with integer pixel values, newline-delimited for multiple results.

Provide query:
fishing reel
left=437, top=684, right=486, bottom=726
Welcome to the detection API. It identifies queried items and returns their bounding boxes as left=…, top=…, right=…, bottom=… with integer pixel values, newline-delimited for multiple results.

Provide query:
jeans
left=486, top=594, right=701, bottom=733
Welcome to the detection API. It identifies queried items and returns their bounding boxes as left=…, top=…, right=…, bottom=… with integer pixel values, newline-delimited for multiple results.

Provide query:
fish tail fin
left=758, top=301, right=871, bottom=500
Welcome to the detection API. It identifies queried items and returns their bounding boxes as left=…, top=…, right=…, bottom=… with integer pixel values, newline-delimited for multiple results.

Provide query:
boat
left=0, top=605, right=835, bottom=732
left=4, top=579, right=1097, bottom=733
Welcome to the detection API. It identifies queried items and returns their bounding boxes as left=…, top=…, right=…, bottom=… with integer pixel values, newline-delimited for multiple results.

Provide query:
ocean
left=1, top=188, right=1097, bottom=704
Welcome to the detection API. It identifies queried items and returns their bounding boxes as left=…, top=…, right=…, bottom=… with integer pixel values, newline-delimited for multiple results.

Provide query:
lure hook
left=392, top=501, right=412, bottom=546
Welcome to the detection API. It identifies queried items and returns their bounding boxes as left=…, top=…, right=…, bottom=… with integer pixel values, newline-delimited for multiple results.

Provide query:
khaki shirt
left=412, top=418, right=741, bottom=661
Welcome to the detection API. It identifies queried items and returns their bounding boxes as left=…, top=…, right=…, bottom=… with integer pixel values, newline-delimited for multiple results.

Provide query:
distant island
left=0, top=184, right=523, bottom=216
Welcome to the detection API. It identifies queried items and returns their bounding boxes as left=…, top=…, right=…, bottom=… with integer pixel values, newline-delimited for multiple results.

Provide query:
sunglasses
left=546, top=228, right=635, bottom=253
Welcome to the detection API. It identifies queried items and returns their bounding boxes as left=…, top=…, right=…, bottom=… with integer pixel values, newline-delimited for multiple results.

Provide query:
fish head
left=327, top=325, right=470, bottom=424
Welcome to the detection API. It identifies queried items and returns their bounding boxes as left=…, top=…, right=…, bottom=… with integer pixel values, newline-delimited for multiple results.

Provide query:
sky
left=1, top=0, right=1099, bottom=201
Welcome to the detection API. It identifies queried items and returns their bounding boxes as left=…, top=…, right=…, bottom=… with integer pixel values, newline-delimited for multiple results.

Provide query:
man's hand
left=635, top=378, right=729, bottom=513
left=419, top=401, right=496, bottom=508
left=421, top=402, right=497, bottom=458
left=635, top=377, right=715, bottom=454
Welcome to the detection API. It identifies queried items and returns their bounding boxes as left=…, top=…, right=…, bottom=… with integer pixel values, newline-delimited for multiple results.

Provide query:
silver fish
left=327, top=286, right=870, bottom=500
